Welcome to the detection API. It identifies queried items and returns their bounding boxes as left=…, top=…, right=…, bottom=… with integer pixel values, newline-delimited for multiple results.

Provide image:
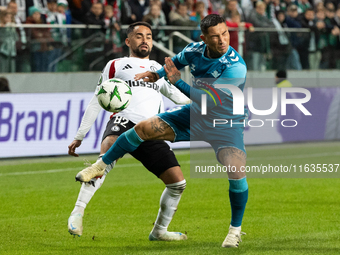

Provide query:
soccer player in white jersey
left=67, top=22, right=190, bottom=241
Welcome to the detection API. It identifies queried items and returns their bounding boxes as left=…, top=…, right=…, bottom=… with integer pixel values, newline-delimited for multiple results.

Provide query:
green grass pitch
left=0, top=142, right=339, bottom=255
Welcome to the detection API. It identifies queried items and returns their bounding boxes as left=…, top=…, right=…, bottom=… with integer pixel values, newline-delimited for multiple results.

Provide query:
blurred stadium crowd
left=0, top=0, right=340, bottom=72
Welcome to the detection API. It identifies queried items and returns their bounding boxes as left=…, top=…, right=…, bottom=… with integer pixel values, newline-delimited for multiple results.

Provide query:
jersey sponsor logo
left=194, top=78, right=223, bottom=107
left=122, top=64, right=133, bottom=70
left=126, top=80, right=160, bottom=91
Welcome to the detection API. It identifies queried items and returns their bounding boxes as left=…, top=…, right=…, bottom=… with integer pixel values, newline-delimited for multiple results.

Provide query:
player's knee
left=166, top=179, right=187, bottom=196
left=160, top=180, right=186, bottom=210
left=134, top=120, right=152, bottom=140
left=228, top=170, right=246, bottom=180
left=100, top=135, right=118, bottom=154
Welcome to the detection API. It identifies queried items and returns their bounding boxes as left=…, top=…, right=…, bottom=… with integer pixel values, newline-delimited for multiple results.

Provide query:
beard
left=132, top=44, right=151, bottom=58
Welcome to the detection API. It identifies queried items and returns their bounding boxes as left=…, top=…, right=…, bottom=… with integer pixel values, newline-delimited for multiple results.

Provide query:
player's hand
left=68, top=140, right=82, bottom=157
left=164, top=57, right=181, bottom=84
left=134, top=71, right=159, bottom=82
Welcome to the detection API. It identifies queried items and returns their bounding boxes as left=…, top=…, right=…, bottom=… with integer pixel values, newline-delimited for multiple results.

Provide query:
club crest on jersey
left=150, top=66, right=158, bottom=72
left=211, top=70, right=221, bottom=78
left=111, top=125, right=120, bottom=132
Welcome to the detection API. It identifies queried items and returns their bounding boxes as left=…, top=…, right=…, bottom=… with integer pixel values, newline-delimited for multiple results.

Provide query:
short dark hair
left=200, top=14, right=225, bottom=35
left=276, top=70, right=287, bottom=79
left=126, top=22, right=152, bottom=37
left=0, top=77, right=10, bottom=92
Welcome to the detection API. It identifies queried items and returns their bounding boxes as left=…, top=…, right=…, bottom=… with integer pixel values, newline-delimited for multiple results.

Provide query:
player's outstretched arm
left=164, top=58, right=217, bottom=108
left=164, top=57, right=181, bottom=84
left=134, top=71, right=159, bottom=82
left=70, top=94, right=102, bottom=157
left=68, top=140, right=82, bottom=157
left=135, top=47, right=188, bottom=82
left=160, top=80, right=190, bottom=105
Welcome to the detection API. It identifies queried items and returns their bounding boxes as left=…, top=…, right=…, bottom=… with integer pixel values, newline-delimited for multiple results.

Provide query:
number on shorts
left=113, top=116, right=129, bottom=128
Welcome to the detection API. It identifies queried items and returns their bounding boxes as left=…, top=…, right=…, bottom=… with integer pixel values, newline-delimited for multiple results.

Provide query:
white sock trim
left=230, top=225, right=241, bottom=231
left=166, top=179, right=186, bottom=188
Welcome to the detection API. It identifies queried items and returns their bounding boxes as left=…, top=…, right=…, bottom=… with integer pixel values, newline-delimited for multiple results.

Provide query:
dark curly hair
left=200, top=14, right=226, bottom=35
left=126, top=22, right=152, bottom=37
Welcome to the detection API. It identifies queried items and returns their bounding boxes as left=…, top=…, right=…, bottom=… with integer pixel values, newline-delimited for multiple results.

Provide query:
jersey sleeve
left=159, top=78, right=191, bottom=105
left=74, top=94, right=103, bottom=140
left=172, top=79, right=217, bottom=109
left=94, top=59, right=120, bottom=95
left=74, top=60, right=118, bottom=140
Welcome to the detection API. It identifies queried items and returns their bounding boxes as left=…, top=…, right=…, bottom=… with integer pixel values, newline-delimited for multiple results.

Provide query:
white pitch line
left=0, top=151, right=338, bottom=177
left=0, top=167, right=80, bottom=177
left=0, top=162, right=192, bottom=177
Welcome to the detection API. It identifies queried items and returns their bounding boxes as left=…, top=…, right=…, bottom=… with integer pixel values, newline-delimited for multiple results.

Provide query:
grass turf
left=0, top=142, right=339, bottom=255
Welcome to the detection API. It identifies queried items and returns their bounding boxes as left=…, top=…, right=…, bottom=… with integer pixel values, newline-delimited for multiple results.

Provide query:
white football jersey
left=98, top=57, right=181, bottom=123
left=74, top=57, right=189, bottom=141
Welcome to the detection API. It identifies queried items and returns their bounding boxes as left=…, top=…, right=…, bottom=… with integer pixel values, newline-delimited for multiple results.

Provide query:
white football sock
left=230, top=225, right=241, bottom=231
left=71, top=157, right=116, bottom=216
left=151, top=179, right=186, bottom=237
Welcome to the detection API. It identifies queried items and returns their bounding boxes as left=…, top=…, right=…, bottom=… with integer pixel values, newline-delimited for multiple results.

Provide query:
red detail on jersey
left=110, top=112, right=117, bottom=119
left=202, top=82, right=223, bottom=105
left=140, top=66, right=145, bottom=68
left=109, top=61, right=116, bottom=79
